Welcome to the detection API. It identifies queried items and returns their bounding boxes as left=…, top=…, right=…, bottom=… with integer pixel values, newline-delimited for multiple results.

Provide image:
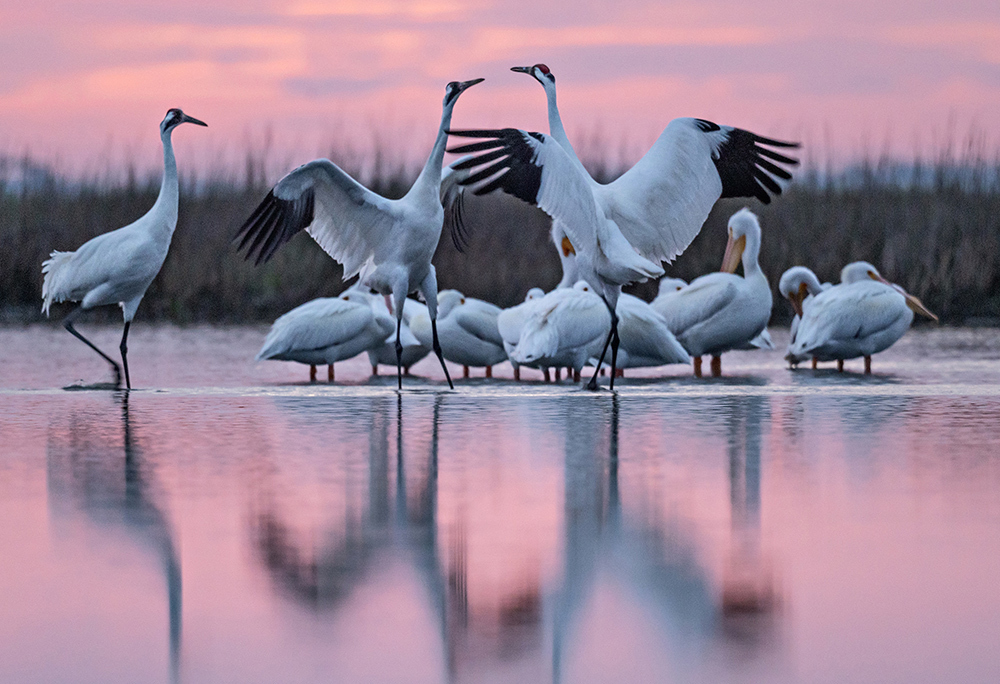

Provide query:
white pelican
left=367, top=296, right=430, bottom=376
left=41, top=108, right=207, bottom=389
left=257, top=287, right=394, bottom=382
left=787, top=261, right=937, bottom=373
left=236, top=77, right=484, bottom=390
left=448, top=72, right=797, bottom=389
left=778, top=266, right=828, bottom=368
left=610, top=293, right=691, bottom=373
left=655, top=209, right=773, bottom=377
left=497, top=287, right=545, bottom=380
left=410, top=290, right=507, bottom=378
left=510, top=281, right=610, bottom=378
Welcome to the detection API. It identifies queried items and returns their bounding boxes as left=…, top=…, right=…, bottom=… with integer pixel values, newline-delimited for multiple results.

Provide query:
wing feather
left=596, top=118, right=798, bottom=265
left=235, top=159, right=398, bottom=278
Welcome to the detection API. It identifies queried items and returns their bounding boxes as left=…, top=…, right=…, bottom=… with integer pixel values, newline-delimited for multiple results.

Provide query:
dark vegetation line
left=1, top=147, right=999, bottom=326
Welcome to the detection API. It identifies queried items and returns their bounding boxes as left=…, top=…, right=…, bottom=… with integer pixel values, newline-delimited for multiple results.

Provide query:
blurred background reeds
left=2, top=133, right=998, bottom=326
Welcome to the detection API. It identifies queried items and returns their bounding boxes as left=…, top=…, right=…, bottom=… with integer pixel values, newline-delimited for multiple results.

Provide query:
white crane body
left=237, top=78, right=485, bottom=389
left=40, top=108, right=206, bottom=389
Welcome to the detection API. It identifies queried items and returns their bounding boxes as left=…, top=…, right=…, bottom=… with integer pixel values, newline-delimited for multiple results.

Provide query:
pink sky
left=1, top=0, right=999, bottom=176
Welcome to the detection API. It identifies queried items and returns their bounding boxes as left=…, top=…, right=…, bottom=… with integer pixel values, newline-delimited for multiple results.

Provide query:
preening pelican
left=497, top=287, right=545, bottom=380
left=410, top=290, right=507, bottom=378
left=655, top=209, right=773, bottom=377
left=41, top=108, right=207, bottom=389
left=778, top=266, right=828, bottom=368
left=448, top=66, right=797, bottom=389
left=367, top=296, right=430, bottom=376
left=611, top=293, right=691, bottom=372
left=236, top=77, right=485, bottom=390
left=787, top=261, right=937, bottom=373
left=257, top=287, right=394, bottom=382
left=510, top=281, right=610, bottom=378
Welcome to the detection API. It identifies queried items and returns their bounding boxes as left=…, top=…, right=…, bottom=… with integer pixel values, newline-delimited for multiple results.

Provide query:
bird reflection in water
left=46, top=392, right=182, bottom=682
left=721, top=396, right=780, bottom=646
left=552, top=395, right=716, bottom=682
left=249, top=395, right=543, bottom=681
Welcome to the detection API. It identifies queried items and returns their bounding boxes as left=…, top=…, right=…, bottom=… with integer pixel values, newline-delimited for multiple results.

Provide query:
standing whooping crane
left=447, top=66, right=798, bottom=389
left=786, top=261, right=937, bottom=373
left=778, top=266, right=828, bottom=368
left=235, top=78, right=485, bottom=390
left=257, top=286, right=395, bottom=382
left=41, top=108, right=207, bottom=389
left=654, top=209, right=774, bottom=377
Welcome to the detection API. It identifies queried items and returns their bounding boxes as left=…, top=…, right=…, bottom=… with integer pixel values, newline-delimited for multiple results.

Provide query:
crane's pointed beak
left=182, top=114, right=208, bottom=127
left=457, top=78, right=485, bottom=93
left=788, top=285, right=807, bottom=319
left=511, top=66, right=532, bottom=74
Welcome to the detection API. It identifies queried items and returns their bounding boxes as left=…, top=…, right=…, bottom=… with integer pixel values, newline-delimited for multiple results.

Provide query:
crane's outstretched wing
left=596, top=118, right=799, bottom=265
left=235, top=159, right=398, bottom=279
left=446, top=129, right=603, bottom=260
left=447, top=129, right=663, bottom=284
left=440, top=158, right=473, bottom=252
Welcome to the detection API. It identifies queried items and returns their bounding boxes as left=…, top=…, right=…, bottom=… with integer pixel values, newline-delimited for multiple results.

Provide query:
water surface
left=1, top=325, right=999, bottom=683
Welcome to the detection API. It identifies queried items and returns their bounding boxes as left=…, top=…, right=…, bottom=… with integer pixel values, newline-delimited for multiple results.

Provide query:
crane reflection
left=46, top=393, right=182, bottom=683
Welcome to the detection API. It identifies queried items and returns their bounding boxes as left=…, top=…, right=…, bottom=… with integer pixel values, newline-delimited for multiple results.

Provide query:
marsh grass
left=2, top=139, right=998, bottom=326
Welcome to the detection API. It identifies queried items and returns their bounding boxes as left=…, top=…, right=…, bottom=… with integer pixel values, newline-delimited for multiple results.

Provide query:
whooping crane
left=236, top=78, right=485, bottom=390
left=41, top=108, right=207, bottom=389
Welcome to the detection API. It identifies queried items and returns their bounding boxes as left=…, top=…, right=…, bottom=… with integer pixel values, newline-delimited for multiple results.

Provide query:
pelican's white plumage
left=778, top=266, right=828, bottom=365
left=497, top=287, right=545, bottom=378
left=40, top=108, right=206, bottom=389
left=237, top=78, right=484, bottom=389
left=510, top=281, right=610, bottom=373
left=257, top=288, right=395, bottom=379
left=411, top=290, right=507, bottom=375
left=448, top=66, right=797, bottom=388
left=655, top=209, right=773, bottom=376
left=787, top=261, right=937, bottom=372
left=612, top=293, right=690, bottom=369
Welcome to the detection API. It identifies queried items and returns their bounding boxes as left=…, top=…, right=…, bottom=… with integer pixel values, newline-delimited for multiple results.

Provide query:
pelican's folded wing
left=655, top=274, right=740, bottom=336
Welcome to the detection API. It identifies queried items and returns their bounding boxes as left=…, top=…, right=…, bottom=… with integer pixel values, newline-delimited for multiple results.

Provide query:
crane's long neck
left=543, top=83, right=587, bottom=174
left=151, top=129, right=180, bottom=241
left=410, top=101, right=455, bottom=198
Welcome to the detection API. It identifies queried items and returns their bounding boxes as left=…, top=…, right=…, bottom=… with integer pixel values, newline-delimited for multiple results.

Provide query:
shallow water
left=2, top=324, right=999, bottom=683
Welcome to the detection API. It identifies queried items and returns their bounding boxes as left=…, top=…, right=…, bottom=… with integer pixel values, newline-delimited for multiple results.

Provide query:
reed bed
left=1, top=145, right=998, bottom=326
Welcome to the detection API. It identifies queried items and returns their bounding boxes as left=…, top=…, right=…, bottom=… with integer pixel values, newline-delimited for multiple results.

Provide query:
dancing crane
left=446, top=103, right=797, bottom=388
left=235, top=78, right=485, bottom=390
left=41, top=108, right=207, bottom=389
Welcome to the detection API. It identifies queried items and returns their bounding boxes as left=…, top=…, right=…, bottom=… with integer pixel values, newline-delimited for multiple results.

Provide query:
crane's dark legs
left=63, top=306, right=122, bottom=388
left=586, top=300, right=619, bottom=391
left=431, top=318, right=454, bottom=390
left=119, top=322, right=131, bottom=390
left=395, top=316, right=404, bottom=390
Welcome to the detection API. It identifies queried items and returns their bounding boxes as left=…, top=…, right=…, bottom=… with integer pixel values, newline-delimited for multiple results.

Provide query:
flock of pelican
left=39, top=65, right=937, bottom=390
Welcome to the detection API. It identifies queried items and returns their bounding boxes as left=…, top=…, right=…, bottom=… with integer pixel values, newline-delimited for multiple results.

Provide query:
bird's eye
left=460, top=298, right=466, bottom=304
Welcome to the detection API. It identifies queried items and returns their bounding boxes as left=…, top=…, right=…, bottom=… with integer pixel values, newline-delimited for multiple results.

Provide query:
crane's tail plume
left=41, top=250, right=75, bottom=316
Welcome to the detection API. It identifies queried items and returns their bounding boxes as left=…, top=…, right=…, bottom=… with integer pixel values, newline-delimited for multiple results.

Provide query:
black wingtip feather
left=235, top=187, right=314, bottom=265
